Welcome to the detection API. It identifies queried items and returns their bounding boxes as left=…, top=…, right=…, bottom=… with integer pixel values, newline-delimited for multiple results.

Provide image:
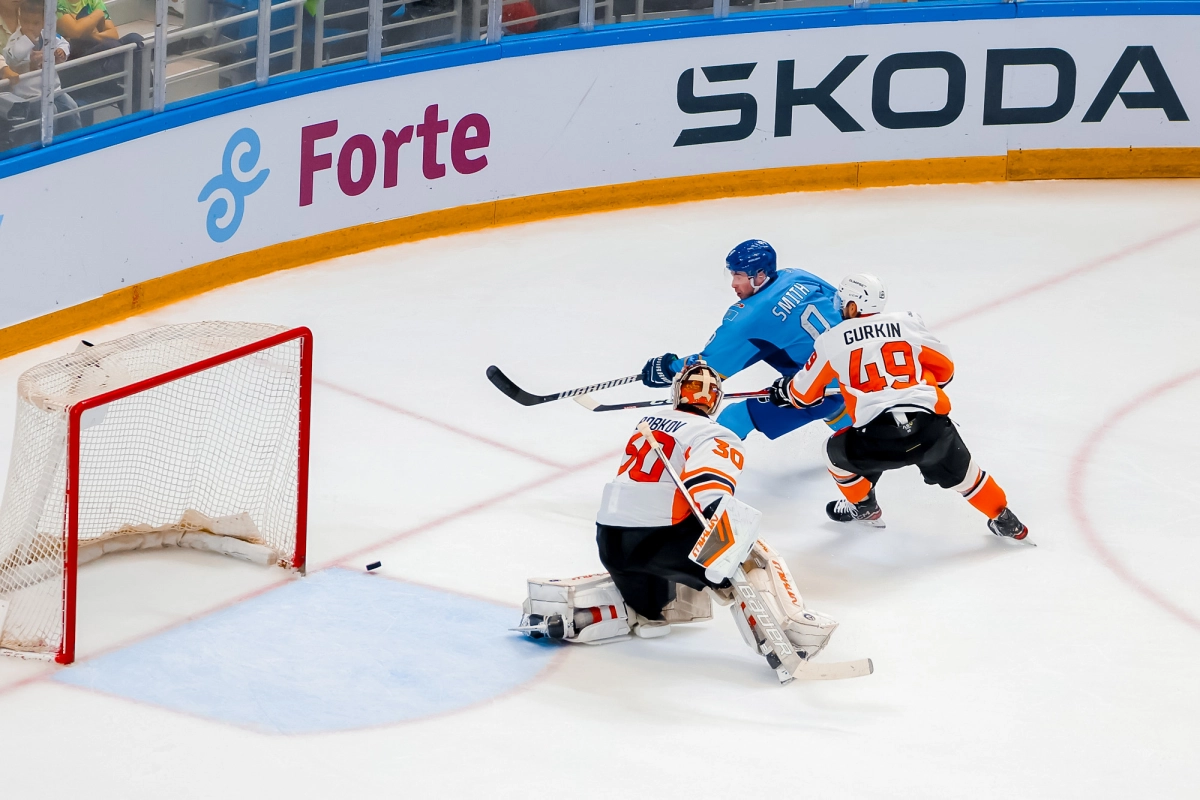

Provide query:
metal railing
left=160, top=0, right=306, bottom=101
left=0, top=0, right=1000, bottom=156
left=0, top=39, right=142, bottom=148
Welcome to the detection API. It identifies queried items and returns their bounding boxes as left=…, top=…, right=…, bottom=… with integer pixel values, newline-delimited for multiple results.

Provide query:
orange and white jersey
left=596, top=410, right=745, bottom=528
left=788, top=311, right=954, bottom=427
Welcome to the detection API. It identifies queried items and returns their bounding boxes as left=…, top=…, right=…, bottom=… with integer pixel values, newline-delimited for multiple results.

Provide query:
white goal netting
left=0, top=322, right=308, bottom=660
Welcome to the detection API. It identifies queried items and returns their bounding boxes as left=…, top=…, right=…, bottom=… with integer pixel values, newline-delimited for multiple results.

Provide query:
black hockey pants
left=596, top=515, right=720, bottom=621
left=826, top=412, right=972, bottom=489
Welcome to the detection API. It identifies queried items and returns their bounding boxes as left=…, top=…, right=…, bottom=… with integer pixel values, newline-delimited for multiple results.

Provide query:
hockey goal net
left=0, top=322, right=311, bottom=664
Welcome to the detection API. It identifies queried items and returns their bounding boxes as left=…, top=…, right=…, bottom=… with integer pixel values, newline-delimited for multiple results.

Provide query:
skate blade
left=1005, top=529, right=1036, bottom=546
left=855, top=518, right=886, bottom=529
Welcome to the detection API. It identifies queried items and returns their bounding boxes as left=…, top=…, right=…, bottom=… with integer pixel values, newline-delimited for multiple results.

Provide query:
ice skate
left=825, top=491, right=885, bottom=528
left=987, top=507, right=1029, bottom=541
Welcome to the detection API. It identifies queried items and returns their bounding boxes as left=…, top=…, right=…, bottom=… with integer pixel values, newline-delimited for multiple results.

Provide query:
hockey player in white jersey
left=516, top=358, right=840, bottom=671
left=766, top=274, right=1029, bottom=540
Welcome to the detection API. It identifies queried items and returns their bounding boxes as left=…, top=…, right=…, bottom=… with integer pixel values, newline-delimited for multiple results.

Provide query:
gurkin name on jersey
left=843, top=322, right=902, bottom=345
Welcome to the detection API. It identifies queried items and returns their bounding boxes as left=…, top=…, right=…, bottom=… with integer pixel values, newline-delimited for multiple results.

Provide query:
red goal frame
left=57, top=326, right=313, bottom=664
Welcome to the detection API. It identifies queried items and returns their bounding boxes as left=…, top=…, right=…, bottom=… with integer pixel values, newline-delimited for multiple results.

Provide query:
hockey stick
left=634, top=421, right=873, bottom=684
left=575, top=385, right=841, bottom=413
left=575, top=389, right=768, bottom=413
left=486, top=366, right=642, bottom=406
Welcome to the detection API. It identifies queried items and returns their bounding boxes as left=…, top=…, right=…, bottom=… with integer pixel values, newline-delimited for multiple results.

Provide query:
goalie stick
left=575, top=385, right=841, bottom=413
left=634, top=421, right=872, bottom=684
left=486, top=366, right=642, bottom=406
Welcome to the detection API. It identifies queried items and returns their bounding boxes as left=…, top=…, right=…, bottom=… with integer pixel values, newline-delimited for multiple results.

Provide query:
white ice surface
left=1, top=180, right=1199, bottom=797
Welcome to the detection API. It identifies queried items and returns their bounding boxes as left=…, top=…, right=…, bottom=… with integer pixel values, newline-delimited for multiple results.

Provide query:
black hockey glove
left=767, top=376, right=795, bottom=408
left=641, top=352, right=678, bottom=388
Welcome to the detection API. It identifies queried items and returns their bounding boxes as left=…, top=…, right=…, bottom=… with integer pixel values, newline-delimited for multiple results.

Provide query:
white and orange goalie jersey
left=597, top=410, right=745, bottom=528
left=787, top=311, right=954, bottom=427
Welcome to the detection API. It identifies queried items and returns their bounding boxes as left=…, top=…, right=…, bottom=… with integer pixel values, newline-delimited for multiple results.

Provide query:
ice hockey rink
left=1, top=178, right=1198, bottom=798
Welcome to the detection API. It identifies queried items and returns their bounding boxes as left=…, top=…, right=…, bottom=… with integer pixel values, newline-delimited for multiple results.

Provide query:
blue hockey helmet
left=725, top=239, right=777, bottom=279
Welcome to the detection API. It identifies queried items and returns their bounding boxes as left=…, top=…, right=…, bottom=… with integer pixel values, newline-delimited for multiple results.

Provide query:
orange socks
left=963, top=474, right=1007, bottom=519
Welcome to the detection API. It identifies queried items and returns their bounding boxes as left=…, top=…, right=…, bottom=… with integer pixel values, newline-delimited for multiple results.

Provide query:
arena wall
left=1, top=2, right=1198, bottom=355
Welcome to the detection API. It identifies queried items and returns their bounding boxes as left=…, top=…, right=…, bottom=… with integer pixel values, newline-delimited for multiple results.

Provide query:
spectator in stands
left=0, top=0, right=17, bottom=52
left=0, top=0, right=17, bottom=101
left=55, top=0, right=142, bottom=116
left=53, top=0, right=117, bottom=53
left=0, top=0, right=81, bottom=134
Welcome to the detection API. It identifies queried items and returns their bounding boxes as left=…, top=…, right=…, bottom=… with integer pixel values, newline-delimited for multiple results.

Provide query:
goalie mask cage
left=0, top=322, right=312, bottom=664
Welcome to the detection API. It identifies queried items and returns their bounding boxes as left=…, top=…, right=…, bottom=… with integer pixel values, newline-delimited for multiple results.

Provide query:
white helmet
left=836, top=273, right=887, bottom=316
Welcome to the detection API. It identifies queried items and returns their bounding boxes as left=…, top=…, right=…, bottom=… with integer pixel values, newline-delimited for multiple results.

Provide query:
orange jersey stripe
left=790, top=360, right=839, bottom=407
left=917, top=345, right=955, bottom=386
left=687, top=481, right=734, bottom=499
left=680, top=464, right=739, bottom=486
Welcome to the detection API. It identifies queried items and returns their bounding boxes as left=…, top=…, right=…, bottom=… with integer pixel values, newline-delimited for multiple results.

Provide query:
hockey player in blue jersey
left=639, top=239, right=850, bottom=439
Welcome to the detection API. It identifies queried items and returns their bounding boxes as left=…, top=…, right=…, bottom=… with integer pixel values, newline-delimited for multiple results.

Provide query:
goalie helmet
left=672, top=357, right=723, bottom=417
left=836, top=273, right=887, bottom=316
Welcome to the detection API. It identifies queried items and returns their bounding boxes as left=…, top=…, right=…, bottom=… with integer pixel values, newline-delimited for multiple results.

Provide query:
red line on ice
left=315, top=377, right=568, bottom=469
left=327, top=448, right=616, bottom=569
left=1068, top=367, right=1200, bottom=633
left=936, top=217, right=1200, bottom=329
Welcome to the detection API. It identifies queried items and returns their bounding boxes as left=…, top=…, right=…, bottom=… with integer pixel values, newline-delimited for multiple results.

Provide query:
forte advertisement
left=0, top=11, right=1198, bottom=330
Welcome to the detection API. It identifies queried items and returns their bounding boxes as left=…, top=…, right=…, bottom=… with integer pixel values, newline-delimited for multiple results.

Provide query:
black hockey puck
left=366, top=561, right=382, bottom=571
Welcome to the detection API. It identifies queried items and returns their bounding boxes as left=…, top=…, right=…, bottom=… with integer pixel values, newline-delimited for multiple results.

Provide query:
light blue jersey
left=673, top=268, right=842, bottom=378
left=673, top=268, right=849, bottom=440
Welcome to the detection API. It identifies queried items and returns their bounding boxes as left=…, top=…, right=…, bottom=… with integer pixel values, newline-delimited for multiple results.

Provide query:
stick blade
left=791, top=657, right=874, bottom=681
left=573, top=394, right=600, bottom=411
left=486, top=366, right=549, bottom=406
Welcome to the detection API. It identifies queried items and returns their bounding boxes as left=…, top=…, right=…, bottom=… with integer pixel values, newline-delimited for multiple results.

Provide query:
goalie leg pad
left=520, top=574, right=632, bottom=645
left=745, top=541, right=838, bottom=659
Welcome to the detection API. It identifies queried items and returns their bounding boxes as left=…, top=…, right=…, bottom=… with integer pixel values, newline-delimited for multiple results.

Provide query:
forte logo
left=674, top=46, right=1187, bottom=146
left=299, top=104, right=490, bottom=206
left=198, top=128, right=270, bottom=243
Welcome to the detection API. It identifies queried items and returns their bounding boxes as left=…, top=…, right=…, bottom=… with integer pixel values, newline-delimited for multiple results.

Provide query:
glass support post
left=256, top=0, right=272, bottom=86
left=39, top=7, right=58, bottom=145
left=313, top=0, right=324, bottom=67
left=367, top=0, right=382, bottom=62
left=153, top=0, right=168, bottom=111
left=486, top=0, right=501, bottom=44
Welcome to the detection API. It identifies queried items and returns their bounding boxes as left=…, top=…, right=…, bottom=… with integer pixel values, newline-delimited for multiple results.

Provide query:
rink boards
left=1, top=6, right=1200, bottom=350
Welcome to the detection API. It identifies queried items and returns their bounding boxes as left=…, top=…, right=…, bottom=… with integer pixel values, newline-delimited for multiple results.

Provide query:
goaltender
left=516, top=357, right=841, bottom=676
